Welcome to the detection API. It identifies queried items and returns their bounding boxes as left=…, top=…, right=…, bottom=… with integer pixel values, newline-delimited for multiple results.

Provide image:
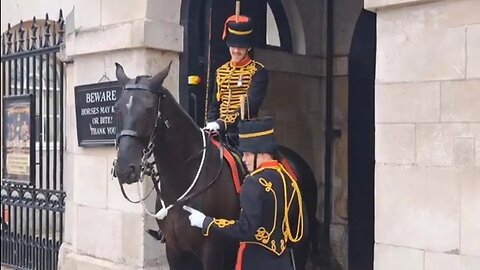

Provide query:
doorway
left=179, top=0, right=292, bottom=126
left=347, top=9, right=376, bottom=270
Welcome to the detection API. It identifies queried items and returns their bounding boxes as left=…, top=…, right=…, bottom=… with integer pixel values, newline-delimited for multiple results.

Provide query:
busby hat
left=238, top=117, right=277, bottom=154
left=222, top=15, right=254, bottom=48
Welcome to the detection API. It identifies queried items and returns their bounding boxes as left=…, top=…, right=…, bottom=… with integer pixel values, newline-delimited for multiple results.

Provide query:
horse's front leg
left=165, top=243, right=202, bottom=270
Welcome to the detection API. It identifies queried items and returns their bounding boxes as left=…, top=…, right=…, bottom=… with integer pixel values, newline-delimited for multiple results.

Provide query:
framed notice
left=2, top=94, right=36, bottom=184
left=74, top=81, right=122, bottom=146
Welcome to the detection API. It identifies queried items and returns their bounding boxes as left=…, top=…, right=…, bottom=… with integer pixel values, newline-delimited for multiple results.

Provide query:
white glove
left=204, top=121, right=220, bottom=131
left=183, top=205, right=206, bottom=229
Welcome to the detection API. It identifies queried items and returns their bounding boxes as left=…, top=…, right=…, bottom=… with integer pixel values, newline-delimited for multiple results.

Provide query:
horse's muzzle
left=115, top=161, right=141, bottom=184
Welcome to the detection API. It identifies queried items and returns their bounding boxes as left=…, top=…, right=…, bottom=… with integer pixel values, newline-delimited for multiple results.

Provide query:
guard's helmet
left=238, top=117, right=277, bottom=154
left=222, top=15, right=254, bottom=48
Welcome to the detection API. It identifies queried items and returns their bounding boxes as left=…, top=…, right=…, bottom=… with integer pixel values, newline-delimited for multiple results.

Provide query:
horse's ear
left=150, top=61, right=172, bottom=92
left=115, top=63, right=131, bottom=85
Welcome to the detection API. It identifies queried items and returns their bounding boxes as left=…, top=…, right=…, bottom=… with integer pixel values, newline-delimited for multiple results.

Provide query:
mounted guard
left=205, top=2, right=269, bottom=147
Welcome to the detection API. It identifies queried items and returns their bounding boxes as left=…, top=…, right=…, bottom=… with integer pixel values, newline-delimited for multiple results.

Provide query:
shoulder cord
left=251, top=165, right=304, bottom=242
left=278, top=165, right=304, bottom=243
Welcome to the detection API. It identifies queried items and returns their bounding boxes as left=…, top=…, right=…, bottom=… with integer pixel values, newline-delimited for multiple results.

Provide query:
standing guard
left=184, top=117, right=304, bottom=270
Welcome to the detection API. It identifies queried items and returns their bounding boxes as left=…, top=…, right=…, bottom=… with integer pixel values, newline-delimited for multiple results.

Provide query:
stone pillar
left=365, top=0, right=480, bottom=269
left=58, top=0, right=183, bottom=269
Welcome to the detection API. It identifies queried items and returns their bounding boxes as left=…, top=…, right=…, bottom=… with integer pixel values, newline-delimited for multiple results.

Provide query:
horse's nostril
left=129, top=165, right=136, bottom=174
left=126, top=164, right=138, bottom=182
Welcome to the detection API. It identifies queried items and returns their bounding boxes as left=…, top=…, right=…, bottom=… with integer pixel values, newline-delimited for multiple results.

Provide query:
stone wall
left=58, top=0, right=183, bottom=269
left=366, top=0, right=480, bottom=269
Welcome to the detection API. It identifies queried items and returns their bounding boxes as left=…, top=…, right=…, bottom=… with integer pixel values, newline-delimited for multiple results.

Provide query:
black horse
left=113, top=63, right=320, bottom=270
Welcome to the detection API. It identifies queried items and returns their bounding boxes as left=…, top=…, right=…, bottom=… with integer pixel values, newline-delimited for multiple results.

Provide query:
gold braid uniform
left=207, top=59, right=268, bottom=131
left=201, top=161, right=303, bottom=270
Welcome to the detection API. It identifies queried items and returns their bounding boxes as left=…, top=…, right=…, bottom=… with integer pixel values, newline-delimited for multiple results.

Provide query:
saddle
left=210, top=133, right=248, bottom=194
left=210, top=132, right=299, bottom=194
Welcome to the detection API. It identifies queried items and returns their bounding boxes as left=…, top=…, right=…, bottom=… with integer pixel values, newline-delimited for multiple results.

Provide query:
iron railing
left=1, top=10, right=66, bottom=270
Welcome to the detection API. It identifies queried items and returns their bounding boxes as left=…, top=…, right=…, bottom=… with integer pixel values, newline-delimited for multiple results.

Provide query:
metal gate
left=1, top=11, right=65, bottom=270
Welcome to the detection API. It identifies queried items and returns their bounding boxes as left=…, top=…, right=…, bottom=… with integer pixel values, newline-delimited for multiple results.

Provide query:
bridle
left=112, top=82, right=168, bottom=205
left=112, top=82, right=224, bottom=220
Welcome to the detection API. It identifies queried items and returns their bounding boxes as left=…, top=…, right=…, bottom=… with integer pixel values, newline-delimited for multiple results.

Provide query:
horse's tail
left=297, top=154, right=321, bottom=258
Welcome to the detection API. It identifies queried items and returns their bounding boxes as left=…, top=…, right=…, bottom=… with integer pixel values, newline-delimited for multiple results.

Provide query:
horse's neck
left=153, top=94, right=205, bottom=200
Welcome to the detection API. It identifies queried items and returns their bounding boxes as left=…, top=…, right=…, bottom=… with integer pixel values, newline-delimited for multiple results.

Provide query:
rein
left=141, top=130, right=220, bottom=220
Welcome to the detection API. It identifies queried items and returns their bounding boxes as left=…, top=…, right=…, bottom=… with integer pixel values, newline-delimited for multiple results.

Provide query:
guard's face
left=242, top=151, right=256, bottom=172
left=229, top=47, right=250, bottom=64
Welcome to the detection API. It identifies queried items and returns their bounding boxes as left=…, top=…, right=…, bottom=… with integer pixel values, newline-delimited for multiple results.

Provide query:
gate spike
left=13, top=30, right=18, bottom=53
left=30, top=17, right=38, bottom=50
left=57, top=9, right=65, bottom=45
left=1, top=33, right=5, bottom=55
left=26, top=26, right=30, bottom=51
left=18, top=20, right=25, bottom=52
left=44, top=14, right=51, bottom=48
left=6, top=23, right=13, bottom=54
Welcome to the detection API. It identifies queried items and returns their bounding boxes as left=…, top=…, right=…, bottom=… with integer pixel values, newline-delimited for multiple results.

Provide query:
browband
left=124, top=83, right=150, bottom=90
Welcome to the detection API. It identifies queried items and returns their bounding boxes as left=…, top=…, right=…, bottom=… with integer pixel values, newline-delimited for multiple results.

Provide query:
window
left=264, top=1, right=293, bottom=52
left=266, top=4, right=281, bottom=47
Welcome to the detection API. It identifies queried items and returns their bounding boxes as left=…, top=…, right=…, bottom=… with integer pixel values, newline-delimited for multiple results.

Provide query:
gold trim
left=203, top=219, right=215, bottom=236
left=257, top=177, right=279, bottom=253
left=242, top=241, right=287, bottom=256
left=228, top=27, right=253, bottom=36
left=213, top=218, right=235, bottom=228
left=238, top=129, right=274, bottom=139
left=255, top=227, right=270, bottom=244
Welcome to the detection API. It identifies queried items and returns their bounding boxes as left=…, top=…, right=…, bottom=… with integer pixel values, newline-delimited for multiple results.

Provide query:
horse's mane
left=135, top=75, right=200, bottom=129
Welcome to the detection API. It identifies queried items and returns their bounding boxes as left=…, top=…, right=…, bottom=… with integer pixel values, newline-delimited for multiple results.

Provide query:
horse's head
left=113, top=62, right=171, bottom=184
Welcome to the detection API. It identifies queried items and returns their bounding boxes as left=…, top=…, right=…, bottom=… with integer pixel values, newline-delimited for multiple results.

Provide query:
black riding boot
left=147, top=229, right=166, bottom=243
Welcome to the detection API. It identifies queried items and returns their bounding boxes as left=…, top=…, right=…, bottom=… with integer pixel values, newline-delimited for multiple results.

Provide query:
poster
left=2, top=94, right=35, bottom=184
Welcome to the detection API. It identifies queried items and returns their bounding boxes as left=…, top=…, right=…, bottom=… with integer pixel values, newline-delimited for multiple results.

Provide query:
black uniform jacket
left=201, top=160, right=303, bottom=270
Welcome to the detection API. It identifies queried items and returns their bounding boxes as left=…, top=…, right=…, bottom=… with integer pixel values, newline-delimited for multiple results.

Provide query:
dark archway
left=179, top=0, right=293, bottom=126
left=347, top=9, right=376, bottom=270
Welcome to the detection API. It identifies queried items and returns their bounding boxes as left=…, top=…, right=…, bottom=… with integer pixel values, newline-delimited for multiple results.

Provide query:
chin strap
left=253, top=153, right=258, bottom=171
